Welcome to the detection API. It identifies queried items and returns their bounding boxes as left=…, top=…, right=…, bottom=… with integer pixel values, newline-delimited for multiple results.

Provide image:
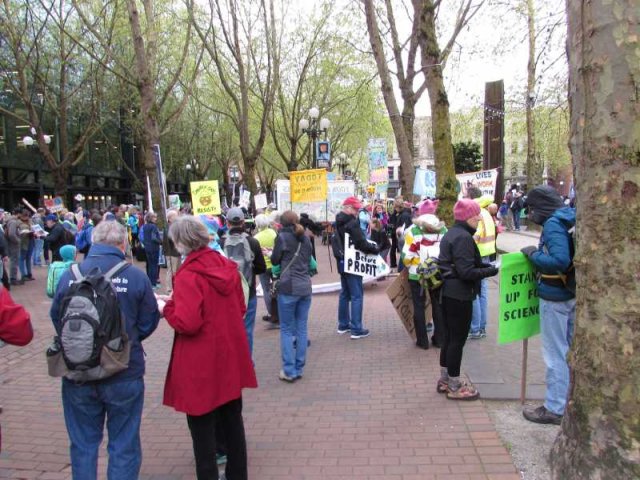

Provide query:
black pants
left=186, top=397, right=248, bottom=480
left=390, top=235, right=398, bottom=268
left=409, top=280, right=428, bottom=347
left=429, top=288, right=444, bottom=346
left=439, top=296, right=473, bottom=377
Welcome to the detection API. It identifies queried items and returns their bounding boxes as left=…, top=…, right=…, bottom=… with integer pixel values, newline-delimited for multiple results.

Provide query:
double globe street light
left=298, top=107, right=330, bottom=169
left=336, top=153, right=351, bottom=177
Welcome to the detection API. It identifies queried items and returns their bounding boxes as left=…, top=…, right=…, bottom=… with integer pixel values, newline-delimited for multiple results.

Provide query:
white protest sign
left=255, top=193, right=268, bottom=210
left=343, top=232, right=389, bottom=278
left=240, top=190, right=251, bottom=209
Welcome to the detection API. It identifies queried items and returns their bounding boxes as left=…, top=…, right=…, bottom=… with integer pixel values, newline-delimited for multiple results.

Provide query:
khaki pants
left=165, top=255, right=182, bottom=292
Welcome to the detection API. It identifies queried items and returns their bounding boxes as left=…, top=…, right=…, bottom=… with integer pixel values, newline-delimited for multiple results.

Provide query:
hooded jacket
left=50, top=244, right=160, bottom=384
left=0, top=286, right=33, bottom=346
left=529, top=207, right=576, bottom=301
left=438, top=221, right=498, bottom=301
left=163, top=247, right=257, bottom=416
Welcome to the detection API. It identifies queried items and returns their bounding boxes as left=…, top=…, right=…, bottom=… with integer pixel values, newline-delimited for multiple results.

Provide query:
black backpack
left=330, top=227, right=344, bottom=259
left=47, top=261, right=131, bottom=382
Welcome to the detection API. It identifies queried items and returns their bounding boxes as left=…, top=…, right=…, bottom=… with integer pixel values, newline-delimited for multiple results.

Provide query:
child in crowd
left=370, top=218, right=391, bottom=262
left=46, top=245, right=77, bottom=298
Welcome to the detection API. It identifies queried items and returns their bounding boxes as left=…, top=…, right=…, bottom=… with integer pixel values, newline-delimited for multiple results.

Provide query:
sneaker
left=350, top=329, right=370, bottom=339
left=24, top=276, right=35, bottom=281
left=480, top=329, right=487, bottom=338
left=216, top=453, right=227, bottom=465
left=337, top=327, right=350, bottom=335
left=426, top=322, right=434, bottom=333
left=279, top=370, right=296, bottom=383
left=468, top=331, right=482, bottom=340
left=262, top=315, right=272, bottom=322
left=523, top=405, right=562, bottom=425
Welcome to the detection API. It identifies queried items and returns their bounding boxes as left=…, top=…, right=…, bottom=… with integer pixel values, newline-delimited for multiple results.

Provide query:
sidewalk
left=0, top=249, right=524, bottom=479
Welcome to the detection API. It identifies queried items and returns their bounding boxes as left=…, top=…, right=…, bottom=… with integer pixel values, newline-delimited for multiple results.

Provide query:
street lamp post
left=337, top=153, right=351, bottom=177
left=185, top=159, right=198, bottom=195
left=229, top=165, right=240, bottom=205
left=22, top=127, right=53, bottom=202
left=298, top=107, right=330, bottom=169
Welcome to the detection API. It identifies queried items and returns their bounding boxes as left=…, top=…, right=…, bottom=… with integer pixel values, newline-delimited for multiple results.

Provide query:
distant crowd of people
left=0, top=181, right=576, bottom=478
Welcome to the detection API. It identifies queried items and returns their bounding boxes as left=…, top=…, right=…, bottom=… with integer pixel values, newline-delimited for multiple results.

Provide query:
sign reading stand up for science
left=498, top=253, right=540, bottom=344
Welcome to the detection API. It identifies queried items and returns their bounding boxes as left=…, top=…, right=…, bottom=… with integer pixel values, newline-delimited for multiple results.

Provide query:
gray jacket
left=271, top=227, right=313, bottom=297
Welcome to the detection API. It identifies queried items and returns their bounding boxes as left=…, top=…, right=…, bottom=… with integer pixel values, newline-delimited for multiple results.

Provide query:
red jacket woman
left=0, top=286, right=33, bottom=346
left=163, top=246, right=257, bottom=415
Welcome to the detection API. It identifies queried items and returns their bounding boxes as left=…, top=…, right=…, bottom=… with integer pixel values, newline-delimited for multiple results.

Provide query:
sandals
left=437, top=379, right=449, bottom=394
left=446, top=382, right=480, bottom=401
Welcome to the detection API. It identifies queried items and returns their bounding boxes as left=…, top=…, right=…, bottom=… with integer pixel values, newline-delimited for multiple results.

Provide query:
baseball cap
left=226, top=207, right=245, bottom=223
left=45, top=214, right=58, bottom=222
left=342, top=196, right=362, bottom=210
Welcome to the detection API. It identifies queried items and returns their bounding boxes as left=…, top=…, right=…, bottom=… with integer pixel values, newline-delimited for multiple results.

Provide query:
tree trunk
left=550, top=1, right=640, bottom=478
left=525, top=0, right=540, bottom=188
left=52, top=167, right=68, bottom=198
left=418, top=1, right=458, bottom=226
left=363, top=0, right=414, bottom=197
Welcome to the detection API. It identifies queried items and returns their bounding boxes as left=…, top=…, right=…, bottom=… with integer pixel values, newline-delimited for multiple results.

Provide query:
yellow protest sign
left=290, top=168, right=328, bottom=203
left=190, top=180, right=221, bottom=215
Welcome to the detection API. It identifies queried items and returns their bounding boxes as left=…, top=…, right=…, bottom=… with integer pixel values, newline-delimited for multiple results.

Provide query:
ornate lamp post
left=298, top=107, right=330, bottom=169
left=336, top=153, right=351, bottom=177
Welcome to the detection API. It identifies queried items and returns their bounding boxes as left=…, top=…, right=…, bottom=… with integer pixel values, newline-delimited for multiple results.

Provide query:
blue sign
left=316, top=140, right=331, bottom=169
left=413, top=168, right=436, bottom=198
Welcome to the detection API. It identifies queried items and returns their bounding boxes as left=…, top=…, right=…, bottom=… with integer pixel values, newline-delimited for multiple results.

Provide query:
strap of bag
left=279, top=241, right=301, bottom=279
left=70, top=264, right=83, bottom=282
left=103, top=260, right=129, bottom=280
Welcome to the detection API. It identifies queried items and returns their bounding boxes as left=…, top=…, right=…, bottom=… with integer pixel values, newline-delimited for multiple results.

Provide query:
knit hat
left=45, top=214, right=58, bottom=222
left=59, top=245, right=76, bottom=262
left=453, top=199, right=481, bottom=221
left=417, top=199, right=439, bottom=215
left=474, top=194, right=494, bottom=209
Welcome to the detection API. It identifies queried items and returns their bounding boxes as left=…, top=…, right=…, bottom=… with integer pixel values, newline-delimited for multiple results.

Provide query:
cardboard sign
left=343, top=232, right=389, bottom=278
left=498, top=253, right=540, bottom=344
left=386, top=269, right=433, bottom=341
left=290, top=168, right=328, bottom=203
left=44, top=197, right=65, bottom=212
left=190, top=180, right=222, bottom=215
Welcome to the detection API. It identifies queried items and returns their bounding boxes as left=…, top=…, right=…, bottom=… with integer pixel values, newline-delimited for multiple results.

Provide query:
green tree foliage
left=452, top=141, right=482, bottom=173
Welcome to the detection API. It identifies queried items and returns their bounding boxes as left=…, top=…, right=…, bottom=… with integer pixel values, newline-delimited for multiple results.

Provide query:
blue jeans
left=62, top=378, right=145, bottom=480
left=245, top=295, right=258, bottom=355
left=540, top=298, right=576, bottom=415
left=338, top=272, right=365, bottom=334
left=470, top=257, right=490, bottom=334
left=19, top=244, right=33, bottom=278
left=259, top=272, right=272, bottom=315
left=33, top=238, right=44, bottom=265
left=512, top=210, right=521, bottom=230
left=278, top=293, right=312, bottom=378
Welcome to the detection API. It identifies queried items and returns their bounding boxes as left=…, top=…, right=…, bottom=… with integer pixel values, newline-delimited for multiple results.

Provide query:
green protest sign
left=498, top=252, right=540, bottom=344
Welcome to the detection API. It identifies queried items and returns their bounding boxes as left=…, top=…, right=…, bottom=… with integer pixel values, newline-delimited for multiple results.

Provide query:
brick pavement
left=0, top=246, right=521, bottom=480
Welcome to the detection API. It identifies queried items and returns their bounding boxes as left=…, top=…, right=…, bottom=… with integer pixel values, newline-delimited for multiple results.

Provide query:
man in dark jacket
left=221, top=207, right=266, bottom=355
left=50, top=220, right=159, bottom=479
left=43, top=214, right=66, bottom=262
left=520, top=185, right=576, bottom=425
left=5, top=209, right=22, bottom=284
left=333, top=196, right=379, bottom=339
left=389, top=199, right=413, bottom=272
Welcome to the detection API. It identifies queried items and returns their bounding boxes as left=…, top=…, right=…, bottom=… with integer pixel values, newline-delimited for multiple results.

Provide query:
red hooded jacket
left=0, top=287, right=33, bottom=346
left=163, top=247, right=257, bottom=415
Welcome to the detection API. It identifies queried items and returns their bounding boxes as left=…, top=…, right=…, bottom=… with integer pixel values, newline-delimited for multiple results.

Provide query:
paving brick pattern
left=0, top=242, right=522, bottom=480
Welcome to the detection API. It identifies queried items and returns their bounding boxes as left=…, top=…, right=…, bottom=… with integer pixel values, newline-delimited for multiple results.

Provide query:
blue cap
left=45, top=214, right=58, bottom=222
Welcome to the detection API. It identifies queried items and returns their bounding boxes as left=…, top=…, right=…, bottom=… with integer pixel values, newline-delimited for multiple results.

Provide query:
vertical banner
left=146, top=175, right=153, bottom=212
left=151, top=144, right=168, bottom=215
left=368, top=138, right=389, bottom=195
left=498, top=252, right=541, bottom=344
left=290, top=169, right=328, bottom=203
left=316, top=140, right=331, bottom=169
left=190, top=180, right=222, bottom=215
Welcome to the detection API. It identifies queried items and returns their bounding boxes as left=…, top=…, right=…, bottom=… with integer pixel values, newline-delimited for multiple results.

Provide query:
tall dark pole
left=483, top=80, right=505, bottom=202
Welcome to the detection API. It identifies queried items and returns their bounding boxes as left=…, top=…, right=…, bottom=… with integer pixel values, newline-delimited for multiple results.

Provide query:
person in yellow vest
left=254, top=213, right=278, bottom=327
left=468, top=191, right=497, bottom=339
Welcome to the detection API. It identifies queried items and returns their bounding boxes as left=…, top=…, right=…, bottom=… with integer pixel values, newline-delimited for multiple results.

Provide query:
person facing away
left=221, top=207, right=266, bottom=356
left=436, top=199, right=499, bottom=400
left=141, top=211, right=162, bottom=289
left=49, top=220, right=159, bottom=480
left=332, top=196, right=379, bottom=339
left=270, top=210, right=314, bottom=382
left=46, top=244, right=77, bottom=298
left=0, top=284, right=33, bottom=347
left=160, top=215, right=257, bottom=480
left=520, top=185, right=576, bottom=425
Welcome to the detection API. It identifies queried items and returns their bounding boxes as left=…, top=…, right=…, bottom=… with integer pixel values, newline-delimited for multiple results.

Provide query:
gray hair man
left=50, top=220, right=160, bottom=479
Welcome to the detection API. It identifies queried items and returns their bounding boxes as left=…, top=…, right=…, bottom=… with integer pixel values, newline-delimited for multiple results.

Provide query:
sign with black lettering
left=343, top=233, right=389, bottom=278
left=498, top=252, right=540, bottom=344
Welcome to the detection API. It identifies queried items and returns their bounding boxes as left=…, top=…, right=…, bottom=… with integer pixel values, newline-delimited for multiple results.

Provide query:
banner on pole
left=290, top=169, right=328, bottom=203
left=343, top=232, right=389, bottom=278
left=413, top=168, right=437, bottom=198
left=368, top=138, right=388, bottom=195
left=151, top=144, right=168, bottom=214
left=498, top=252, right=540, bottom=344
left=276, top=179, right=354, bottom=221
left=190, top=180, right=222, bottom=215
left=44, top=197, right=65, bottom=212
